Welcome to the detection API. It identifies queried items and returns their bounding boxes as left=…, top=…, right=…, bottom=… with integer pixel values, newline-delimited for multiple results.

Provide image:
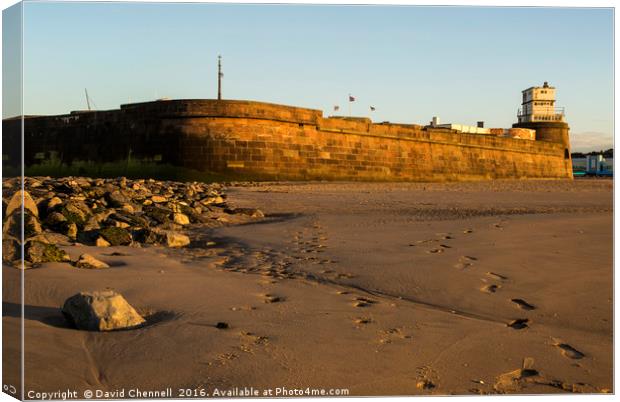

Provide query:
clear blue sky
left=4, top=2, right=614, bottom=152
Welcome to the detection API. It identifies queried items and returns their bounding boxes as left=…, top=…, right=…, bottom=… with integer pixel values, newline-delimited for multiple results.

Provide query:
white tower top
left=517, top=82, right=565, bottom=123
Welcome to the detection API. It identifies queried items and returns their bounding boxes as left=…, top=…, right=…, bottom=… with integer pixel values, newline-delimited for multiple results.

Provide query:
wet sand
left=3, top=179, right=613, bottom=396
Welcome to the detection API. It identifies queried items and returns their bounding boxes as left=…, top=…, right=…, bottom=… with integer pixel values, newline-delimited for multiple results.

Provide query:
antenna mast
left=217, top=55, right=223, bottom=100
left=84, top=88, right=91, bottom=111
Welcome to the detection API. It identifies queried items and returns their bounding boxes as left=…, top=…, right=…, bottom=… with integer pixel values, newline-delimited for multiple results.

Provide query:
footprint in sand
left=416, top=366, right=439, bottom=391
left=463, top=229, right=474, bottom=234
left=435, top=233, right=454, bottom=240
left=354, top=317, right=373, bottom=325
left=486, top=272, right=508, bottom=281
left=552, top=339, right=585, bottom=359
left=507, top=318, right=529, bottom=330
left=493, top=357, right=539, bottom=393
left=428, top=248, right=444, bottom=254
left=378, top=327, right=411, bottom=344
left=456, top=256, right=478, bottom=269
left=480, top=284, right=501, bottom=293
left=353, top=297, right=378, bottom=308
left=238, top=331, right=269, bottom=353
left=511, top=298, right=536, bottom=311
left=262, top=294, right=284, bottom=303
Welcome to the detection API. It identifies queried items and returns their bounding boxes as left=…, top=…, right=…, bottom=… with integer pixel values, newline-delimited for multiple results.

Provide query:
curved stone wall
left=3, top=99, right=573, bottom=181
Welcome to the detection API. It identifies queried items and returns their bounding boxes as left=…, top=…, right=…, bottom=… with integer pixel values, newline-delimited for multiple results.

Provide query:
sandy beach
left=3, top=178, right=613, bottom=396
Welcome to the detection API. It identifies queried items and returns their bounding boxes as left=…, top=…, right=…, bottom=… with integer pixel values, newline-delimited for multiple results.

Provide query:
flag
left=334, top=105, right=340, bottom=111
left=349, top=95, right=355, bottom=102
left=370, top=106, right=376, bottom=111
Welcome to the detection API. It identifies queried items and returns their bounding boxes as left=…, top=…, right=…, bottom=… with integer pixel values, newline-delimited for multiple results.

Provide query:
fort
left=2, top=84, right=572, bottom=182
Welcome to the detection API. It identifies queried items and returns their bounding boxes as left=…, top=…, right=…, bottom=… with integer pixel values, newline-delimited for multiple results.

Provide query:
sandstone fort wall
left=2, top=99, right=573, bottom=181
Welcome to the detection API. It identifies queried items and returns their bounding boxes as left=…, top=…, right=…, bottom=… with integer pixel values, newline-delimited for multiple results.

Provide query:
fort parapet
left=2, top=99, right=573, bottom=182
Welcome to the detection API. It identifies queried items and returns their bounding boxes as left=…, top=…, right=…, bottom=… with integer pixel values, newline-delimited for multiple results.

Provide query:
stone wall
left=2, top=99, right=573, bottom=181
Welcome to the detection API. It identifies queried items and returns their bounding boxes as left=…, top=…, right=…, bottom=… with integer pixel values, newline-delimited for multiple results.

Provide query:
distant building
left=572, top=154, right=613, bottom=176
left=517, top=81, right=565, bottom=123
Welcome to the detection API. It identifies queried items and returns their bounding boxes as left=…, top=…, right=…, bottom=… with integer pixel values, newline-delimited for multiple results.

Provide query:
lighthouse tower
left=517, top=81, right=565, bottom=123
left=513, top=82, right=571, bottom=163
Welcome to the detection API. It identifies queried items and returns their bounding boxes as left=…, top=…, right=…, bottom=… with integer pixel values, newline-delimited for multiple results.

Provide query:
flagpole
left=348, top=94, right=351, bottom=117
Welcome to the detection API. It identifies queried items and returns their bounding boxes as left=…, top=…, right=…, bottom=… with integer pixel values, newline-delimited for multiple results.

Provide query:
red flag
left=349, top=95, right=355, bottom=102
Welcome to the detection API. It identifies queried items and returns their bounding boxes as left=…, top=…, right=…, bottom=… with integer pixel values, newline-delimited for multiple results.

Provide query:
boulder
left=46, top=196, right=63, bottom=211
left=60, top=201, right=90, bottom=227
left=131, top=228, right=160, bottom=245
left=98, top=226, right=132, bottom=246
left=173, top=213, right=190, bottom=225
left=144, top=205, right=172, bottom=224
left=5, top=190, right=39, bottom=217
left=61, top=290, right=146, bottom=331
left=24, top=240, right=70, bottom=264
left=75, top=253, right=110, bottom=269
left=104, top=191, right=130, bottom=208
left=107, top=212, right=148, bottom=228
left=45, top=211, right=68, bottom=228
left=2, top=237, right=20, bottom=263
left=4, top=211, right=43, bottom=239
left=164, top=232, right=190, bottom=248
left=95, top=237, right=111, bottom=247
left=120, top=203, right=135, bottom=214
left=66, top=223, right=78, bottom=240
left=151, top=195, right=167, bottom=203
left=202, top=196, right=225, bottom=205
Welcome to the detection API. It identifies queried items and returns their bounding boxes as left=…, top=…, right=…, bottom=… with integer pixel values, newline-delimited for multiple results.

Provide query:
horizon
left=2, top=2, right=614, bottom=152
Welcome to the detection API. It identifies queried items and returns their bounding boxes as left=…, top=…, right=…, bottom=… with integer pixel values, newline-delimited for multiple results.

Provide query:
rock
left=92, top=210, right=114, bottom=224
left=82, top=216, right=102, bottom=232
left=75, top=253, right=110, bottom=269
left=98, top=226, right=132, bottom=246
left=107, top=212, right=148, bottom=229
left=173, top=213, right=190, bottom=225
left=113, top=220, right=131, bottom=229
left=2, top=237, right=20, bottom=263
left=66, top=223, right=78, bottom=240
left=120, top=203, right=135, bottom=214
left=131, top=228, right=160, bottom=244
left=151, top=195, right=167, bottom=203
left=144, top=205, right=172, bottom=224
left=45, top=211, right=68, bottom=227
left=202, top=196, right=225, bottom=205
left=5, top=190, right=39, bottom=217
left=46, top=196, right=63, bottom=211
left=105, top=191, right=130, bottom=208
left=164, top=232, right=190, bottom=247
left=30, top=232, right=72, bottom=246
left=24, top=240, right=70, bottom=264
left=4, top=211, right=43, bottom=238
left=61, top=290, right=146, bottom=331
left=95, top=237, right=111, bottom=247
left=60, top=201, right=90, bottom=227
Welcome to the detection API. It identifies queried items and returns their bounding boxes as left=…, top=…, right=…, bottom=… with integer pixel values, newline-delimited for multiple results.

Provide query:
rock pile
left=2, top=176, right=264, bottom=267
